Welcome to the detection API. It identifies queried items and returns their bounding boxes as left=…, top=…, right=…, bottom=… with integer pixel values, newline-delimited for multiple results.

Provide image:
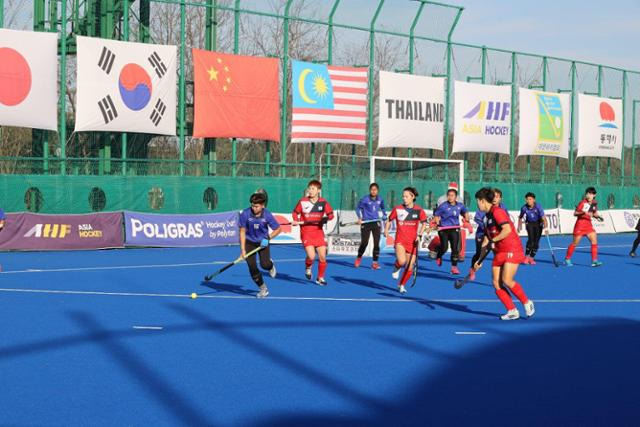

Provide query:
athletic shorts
left=396, top=240, right=417, bottom=254
left=573, top=222, right=595, bottom=237
left=492, top=250, right=525, bottom=267
left=301, top=233, right=327, bottom=248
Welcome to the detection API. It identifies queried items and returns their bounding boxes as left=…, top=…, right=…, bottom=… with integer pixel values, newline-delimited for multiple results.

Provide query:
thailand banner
left=124, top=211, right=238, bottom=247
left=378, top=71, right=444, bottom=149
left=291, top=60, right=368, bottom=145
left=0, top=29, right=58, bottom=130
left=75, top=36, right=177, bottom=135
left=0, top=212, right=124, bottom=250
left=518, top=88, right=570, bottom=158
left=577, top=94, right=623, bottom=159
left=453, top=81, right=511, bottom=154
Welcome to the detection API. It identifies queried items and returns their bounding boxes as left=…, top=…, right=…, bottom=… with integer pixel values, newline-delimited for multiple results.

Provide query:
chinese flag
left=193, top=49, right=280, bottom=141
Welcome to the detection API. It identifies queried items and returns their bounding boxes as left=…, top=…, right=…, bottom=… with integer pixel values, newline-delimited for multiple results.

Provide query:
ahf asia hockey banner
left=75, top=36, right=176, bottom=135
left=378, top=71, right=444, bottom=149
left=124, top=211, right=239, bottom=247
left=0, top=29, right=58, bottom=130
left=518, top=88, right=570, bottom=158
left=577, top=94, right=623, bottom=159
left=452, top=81, right=511, bottom=154
left=192, top=50, right=280, bottom=141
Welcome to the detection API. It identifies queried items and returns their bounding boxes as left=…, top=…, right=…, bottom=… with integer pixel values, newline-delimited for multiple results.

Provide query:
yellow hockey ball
left=190, top=293, right=198, bottom=299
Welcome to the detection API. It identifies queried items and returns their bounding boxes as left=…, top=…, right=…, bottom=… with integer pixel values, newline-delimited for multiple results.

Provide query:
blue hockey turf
left=0, top=234, right=638, bottom=426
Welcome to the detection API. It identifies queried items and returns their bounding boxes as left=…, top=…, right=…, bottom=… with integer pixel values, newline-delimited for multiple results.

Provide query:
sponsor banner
left=577, top=94, right=623, bottom=159
left=0, top=212, right=124, bottom=250
left=608, top=209, right=640, bottom=233
left=453, top=81, right=512, bottom=154
left=518, top=88, right=570, bottom=158
left=328, top=234, right=371, bottom=257
left=270, top=213, right=301, bottom=244
left=559, top=209, right=615, bottom=234
left=378, top=71, right=445, bottom=149
left=124, top=211, right=238, bottom=247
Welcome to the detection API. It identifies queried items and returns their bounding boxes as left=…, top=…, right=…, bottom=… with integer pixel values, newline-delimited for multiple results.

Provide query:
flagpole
left=59, top=0, right=67, bottom=176
left=178, top=0, right=186, bottom=176
left=122, top=0, right=129, bottom=177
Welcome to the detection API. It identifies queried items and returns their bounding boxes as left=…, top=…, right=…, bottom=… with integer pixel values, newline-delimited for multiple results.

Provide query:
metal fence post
left=280, top=0, right=294, bottom=178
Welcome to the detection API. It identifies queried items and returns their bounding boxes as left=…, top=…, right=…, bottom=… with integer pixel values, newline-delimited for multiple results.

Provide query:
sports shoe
left=451, top=266, right=460, bottom=275
left=529, top=257, right=536, bottom=265
left=256, top=285, right=269, bottom=299
left=371, top=261, right=380, bottom=270
left=500, top=308, right=520, bottom=320
left=564, top=259, right=573, bottom=267
left=436, top=258, right=442, bottom=267
left=354, top=257, right=362, bottom=268
left=269, top=262, right=277, bottom=278
left=591, top=260, right=603, bottom=267
left=469, top=268, right=476, bottom=281
left=316, top=277, right=327, bottom=286
left=398, top=285, right=407, bottom=294
left=630, top=252, right=636, bottom=258
left=305, top=267, right=312, bottom=280
left=524, top=300, right=535, bottom=317
left=391, top=268, right=400, bottom=280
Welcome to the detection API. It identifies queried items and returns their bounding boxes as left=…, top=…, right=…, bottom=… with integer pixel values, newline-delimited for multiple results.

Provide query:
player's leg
left=564, top=234, right=582, bottom=266
left=587, top=231, right=601, bottom=266
left=316, top=246, right=328, bottom=285
left=492, top=262, right=518, bottom=320
left=392, top=244, right=407, bottom=279
left=524, top=222, right=534, bottom=262
left=449, top=229, right=460, bottom=274
left=258, top=244, right=276, bottom=279
left=355, top=223, right=371, bottom=267
left=530, top=223, right=542, bottom=264
left=371, top=223, right=381, bottom=269
left=502, top=261, right=534, bottom=317
left=436, top=230, right=449, bottom=267
left=398, top=245, right=415, bottom=293
left=245, top=240, right=268, bottom=297
left=304, top=244, right=316, bottom=279
left=631, top=231, right=640, bottom=257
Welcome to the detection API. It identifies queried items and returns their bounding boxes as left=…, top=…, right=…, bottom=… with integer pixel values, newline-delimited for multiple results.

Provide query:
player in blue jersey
left=517, top=192, right=548, bottom=265
left=355, top=183, right=387, bottom=269
left=631, top=217, right=640, bottom=257
left=433, top=187, right=471, bottom=275
left=238, top=193, right=282, bottom=298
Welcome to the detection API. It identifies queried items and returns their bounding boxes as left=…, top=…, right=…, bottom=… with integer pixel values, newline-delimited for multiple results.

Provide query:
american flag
left=291, top=64, right=368, bottom=145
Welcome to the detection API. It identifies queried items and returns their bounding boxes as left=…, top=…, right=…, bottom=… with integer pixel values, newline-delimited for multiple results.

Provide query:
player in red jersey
left=473, top=187, right=535, bottom=320
left=292, top=180, right=335, bottom=285
left=564, top=187, right=603, bottom=267
left=384, top=187, right=428, bottom=294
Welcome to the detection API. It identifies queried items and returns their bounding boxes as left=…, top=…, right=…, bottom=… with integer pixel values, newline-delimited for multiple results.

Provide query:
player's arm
left=574, top=202, right=589, bottom=217
left=266, top=211, right=282, bottom=240
left=239, top=227, right=247, bottom=258
left=385, top=210, right=396, bottom=238
left=380, top=198, right=387, bottom=221
left=325, top=201, right=335, bottom=221
left=356, top=197, right=365, bottom=224
left=517, top=207, right=525, bottom=232
left=292, top=201, right=303, bottom=226
left=473, top=235, right=492, bottom=271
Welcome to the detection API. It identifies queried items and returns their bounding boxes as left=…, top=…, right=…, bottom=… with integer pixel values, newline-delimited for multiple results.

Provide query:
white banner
left=0, top=29, right=58, bottom=130
left=518, top=88, right=570, bottom=158
left=453, top=81, right=511, bottom=154
left=378, top=71, right=444, bottom=149
left=559, top=209, right=615, bottom=234
left=75, top=36, right=176, bottom=135
left=577, top=94, right=623, bottom=159
left=608, top=209, right=640, bottom=233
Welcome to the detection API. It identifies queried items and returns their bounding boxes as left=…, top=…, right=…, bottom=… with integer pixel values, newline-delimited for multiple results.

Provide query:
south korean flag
left=74, top=36, right=176, bottom=135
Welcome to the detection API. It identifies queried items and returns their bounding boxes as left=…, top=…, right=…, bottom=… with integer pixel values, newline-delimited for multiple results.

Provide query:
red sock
left=305, top=258, right=313, bottom=268
left=591, top=244, right=598, bottom=261
left=400, top=269, right=413, bottom=285
left=495, top=288, right=515, bottom=310
left=509, top=282, right=529, bottom=304
left=565, top=243, right=576, bottom=260
left=318, top=261, right=327, bottom=278
left=394, top=261, right=402, bottom=270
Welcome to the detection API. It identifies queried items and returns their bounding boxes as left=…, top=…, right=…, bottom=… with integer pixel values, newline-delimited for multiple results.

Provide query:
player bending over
left=433, top=188, right=472, bottom=275
left=517, top=192, right=548, bottom=265
left=355, top=183, right=387, bottom=269
left=238, top=193, right=282, bottom=298
left=468, top=188, right=504, bottom=281
left=473, top=187, right=535, bottom=320
left=292, top=180, right=335, bottom=285
left=384, top=187, right=428, bottom=294
left=564, top=187, right=603, bottom=267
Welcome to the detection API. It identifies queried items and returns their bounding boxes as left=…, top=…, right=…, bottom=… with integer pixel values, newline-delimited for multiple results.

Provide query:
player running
left=564, top=187, right=603, bottom=267
left=630, top=217, right=640, bottom=257
left=384, top=187, right=428, bottom=294
left=238, top=193, right=282, bottom=298
left=517, top=192, right=548, bottom=265
left=433, top=188, right=472, bottom=275
left=473, top=187, right=535, bottom=320
left=354, top=183, right=387, bottom=269
left=468, top=188, right=505, bottom=281
left=292, top=180, right=335, bottom=285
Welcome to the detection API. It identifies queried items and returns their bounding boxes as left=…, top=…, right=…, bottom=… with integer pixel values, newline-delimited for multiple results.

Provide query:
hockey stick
left=339, top=219, right=382, bottom=227
left=545, top=233, right=559, bottom=267
left=454, top=243, right=491, bottom=289
left=410, top=239, right=420, bottom=287
left=203, top=246, right=264, bottom=282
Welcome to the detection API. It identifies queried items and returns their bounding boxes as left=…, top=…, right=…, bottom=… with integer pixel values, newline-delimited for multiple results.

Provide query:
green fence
left=1, top=0, right=640, bottom=213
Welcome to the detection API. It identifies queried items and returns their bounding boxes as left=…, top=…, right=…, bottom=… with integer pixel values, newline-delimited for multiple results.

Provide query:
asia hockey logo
left=24, top=224, right=71, bottom=238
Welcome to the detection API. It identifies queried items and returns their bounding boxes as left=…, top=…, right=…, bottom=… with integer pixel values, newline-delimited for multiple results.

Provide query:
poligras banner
left=124, top=211, right=238, bottom=247
left=0, top=212, right=124, bottom=250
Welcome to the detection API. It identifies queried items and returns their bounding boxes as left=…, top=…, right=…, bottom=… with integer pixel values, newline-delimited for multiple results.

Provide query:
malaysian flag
left=291, top=60, right=368, bottom=145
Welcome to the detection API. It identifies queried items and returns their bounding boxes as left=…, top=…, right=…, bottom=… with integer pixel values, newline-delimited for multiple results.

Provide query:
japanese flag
left=0, top=29, right=58, bottom=130
left=75, top=36, right=176, bottom=135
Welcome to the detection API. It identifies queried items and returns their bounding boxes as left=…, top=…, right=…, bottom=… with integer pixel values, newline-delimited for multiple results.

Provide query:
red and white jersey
left=292, top=197, right=334, bottom=234
left=575, top=198, right=597, bottom=225
left=388, top=204, right=427, bottom=243
left=484, top=205, right=523, bottom=254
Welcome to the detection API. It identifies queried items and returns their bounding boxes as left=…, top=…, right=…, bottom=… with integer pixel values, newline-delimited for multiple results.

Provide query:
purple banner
left=124, top=211, right=239, bottom=247
left=0, top=212, right=124, bottom=250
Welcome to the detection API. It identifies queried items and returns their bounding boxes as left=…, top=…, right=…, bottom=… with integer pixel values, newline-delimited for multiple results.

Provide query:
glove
left=260, top=238, right=269, bottom=248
